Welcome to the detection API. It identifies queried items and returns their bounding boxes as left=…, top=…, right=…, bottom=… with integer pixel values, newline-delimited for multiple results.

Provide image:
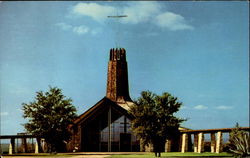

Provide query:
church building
left=67, top=48, right=141, bottom=152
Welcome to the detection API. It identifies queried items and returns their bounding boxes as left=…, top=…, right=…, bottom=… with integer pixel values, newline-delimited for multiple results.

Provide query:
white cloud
left=215, top=105, right=233, bottom=110
left=70, top=2, right=194, bottom=31
left=73, top=25, right=89, bottom=35
left=155, top=12, right=194, bottom=31
left=121, top=1, right=161, bottom=24
left=194, top=105, right=208, bottom=110
left=72, top=3, right=116, bottom=22
left=55, top=23, right=90, bottom=35
left=0, top=112, right=9, bottom=116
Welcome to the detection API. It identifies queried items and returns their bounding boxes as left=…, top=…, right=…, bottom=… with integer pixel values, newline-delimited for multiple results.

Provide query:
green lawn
left=108, top=152, right=233, bottom=157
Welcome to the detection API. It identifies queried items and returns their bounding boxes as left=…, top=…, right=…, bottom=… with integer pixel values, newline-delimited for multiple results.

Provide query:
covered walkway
left=180, top=127, right=250, bottom=153
left=0, top=134, right=42, bottom=154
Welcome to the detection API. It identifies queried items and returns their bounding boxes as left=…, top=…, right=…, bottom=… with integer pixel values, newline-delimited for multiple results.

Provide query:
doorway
left=120, top=133, right=131, bottom=151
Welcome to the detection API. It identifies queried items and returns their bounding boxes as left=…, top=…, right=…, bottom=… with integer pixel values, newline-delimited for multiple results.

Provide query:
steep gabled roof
left=73, top=97, right=134, bottom=126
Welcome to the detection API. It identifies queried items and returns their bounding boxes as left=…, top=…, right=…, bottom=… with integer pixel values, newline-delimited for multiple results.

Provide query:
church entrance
left=120, top=133, right=131, bottom=151
left=81, top=104, right=140, bottom=152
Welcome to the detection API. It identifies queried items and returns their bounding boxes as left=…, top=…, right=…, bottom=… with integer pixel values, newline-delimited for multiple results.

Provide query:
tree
left=227, top=123, right=250, bottom=158
left=22, top=86, right=77, bottom=153
left=129, top=91, right=185, bottom=157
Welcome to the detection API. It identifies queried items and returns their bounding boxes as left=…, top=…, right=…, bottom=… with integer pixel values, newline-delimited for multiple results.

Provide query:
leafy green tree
left=22, top=87, right=77, bottom=152
left=129, top=91, right=185, bottom=157
left=227, top=123, right=250, bottom=158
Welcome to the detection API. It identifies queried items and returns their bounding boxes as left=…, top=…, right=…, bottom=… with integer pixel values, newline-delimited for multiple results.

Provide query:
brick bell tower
left=106, top=48, right=132, bottom=103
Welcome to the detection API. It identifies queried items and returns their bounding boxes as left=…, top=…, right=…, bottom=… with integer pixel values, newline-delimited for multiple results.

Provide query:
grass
left=108, top=152, right=233, bottom=157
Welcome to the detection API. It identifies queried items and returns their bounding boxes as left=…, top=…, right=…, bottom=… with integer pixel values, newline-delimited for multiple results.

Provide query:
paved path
left=1, top=156, right=234, bottom=158
left=1, top=152, right=234, bottom=158
left=1, top=153, right=111, bottom=158
left=1, top=156, right=109, bottom=158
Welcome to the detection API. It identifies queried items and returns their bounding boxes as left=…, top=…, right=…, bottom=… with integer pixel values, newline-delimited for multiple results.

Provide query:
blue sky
left=0, top=1, right=249, bottom=135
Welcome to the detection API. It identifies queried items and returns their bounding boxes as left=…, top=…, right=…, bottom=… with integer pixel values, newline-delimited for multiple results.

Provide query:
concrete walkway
left=1, top=155, right=109, bottom=158
left=1, top=152, right=234, bottom=158
left=1, top=155, right=110, bottom=158
left=1, top=152, right=144, bottom=158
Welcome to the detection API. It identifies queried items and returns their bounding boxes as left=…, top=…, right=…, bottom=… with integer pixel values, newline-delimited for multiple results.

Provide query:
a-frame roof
left=73, top=97, right=134, bottom=126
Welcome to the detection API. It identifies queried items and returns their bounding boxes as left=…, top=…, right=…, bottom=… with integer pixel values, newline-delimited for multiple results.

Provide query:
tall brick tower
left=106, top=48, right=132, bottom=103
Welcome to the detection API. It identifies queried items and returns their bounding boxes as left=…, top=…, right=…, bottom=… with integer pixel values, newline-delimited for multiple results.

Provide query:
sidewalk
left=0, top=152, right=144, bottom=158
left=1, top=152, right=234, bottom=158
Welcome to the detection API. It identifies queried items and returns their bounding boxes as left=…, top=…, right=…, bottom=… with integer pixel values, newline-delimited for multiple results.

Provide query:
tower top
left=109, top=48, right=126, bottom=61
left=106, top=48, right=132, bottom=103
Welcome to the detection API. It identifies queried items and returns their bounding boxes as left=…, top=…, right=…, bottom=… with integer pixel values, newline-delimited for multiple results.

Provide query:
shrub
left=227, top=123, right=250, bottom=158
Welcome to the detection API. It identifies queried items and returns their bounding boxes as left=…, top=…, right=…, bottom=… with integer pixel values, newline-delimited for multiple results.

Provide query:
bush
left=227, top=123, right=250, bottom=158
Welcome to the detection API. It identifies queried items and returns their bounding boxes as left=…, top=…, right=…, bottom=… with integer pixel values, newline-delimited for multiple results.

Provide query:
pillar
left=181, top=133, right=188, bottom=153
left=165, top=139, right=171, bottom=152
left=216, top=131, right=223, bottom=153
left=210, top=133, right=216, bottom=153
left=193, top=134, right=198, bottom=153
left=8, top=143, right=12, bottom=155
left=197, top=132, right=204, bottom=153
left=36, top=138, right=41, bottom=153
left=35, top=142, right=39, bottom=153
